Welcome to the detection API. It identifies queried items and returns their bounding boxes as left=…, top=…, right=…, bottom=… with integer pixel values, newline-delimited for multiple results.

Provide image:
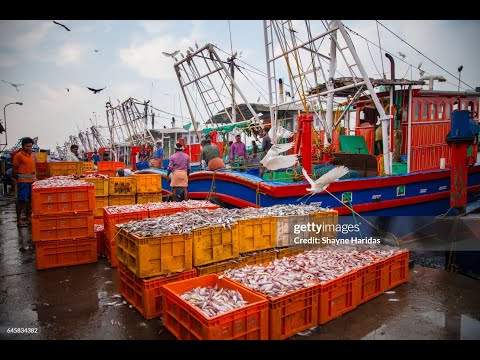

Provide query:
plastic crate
left=49, top=162, right=83, bottom=176
left=162, top=274, right=269, bottom=340
left=276, top=244, right=309, bottom=259
left=136, top=160, right=149, bottom=170
left=108, top=195, right=136, bottom=207
left=195, top=258, right=243, bottom=276
left=32, top=212, right=94, bottom=242
left=355, top=260, right=384, bottom=305
left=118, top=263, right=197, bottom=320
left=95, top=228, right=104, bottom=255
left=94, top=196, right=109, bottom=217
left=318, top=271, right=357, bottom=324
left=108, top=177, right=136, bottom=196
left=116, top=228, right=192, bottom=278
left=309, top=210, right=338, bottom=239
left=81, top=162, right=95, bottom=172
left=35, top=152, right=48, bottom=162
left=237, top=217, right=276, bottom=254
left=97, top=161, right=126, bottom=171
left=97, top=170, right=116, bottom=178
left=32, top=184, right=95, bottom=215
left=35, top=162, right=50, bottom=180
left=103, top=238, right=118, bottom=268
left=148, top=206, right=185, bottom=218
left=133, top=174, right=162, bottom=194
left=94, top=217, right=104, bottom=226
left=382, top=251, right=409, bottom=291
left=192, top=224, right=239, bottom=267
left=35, top=237, right=97, bottom=270
left=82, top=178, right=109, bottom=197
left=136, top=193, right=162, bottom=204
left=274, top=214, right=310, bottom=248
left=238, top=250, right=277, bottom=267
left=103, top=206, right=149, bottom=241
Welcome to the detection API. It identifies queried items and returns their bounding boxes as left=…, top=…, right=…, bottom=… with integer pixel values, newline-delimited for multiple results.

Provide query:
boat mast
left=325, top=21, right=337, bottom=146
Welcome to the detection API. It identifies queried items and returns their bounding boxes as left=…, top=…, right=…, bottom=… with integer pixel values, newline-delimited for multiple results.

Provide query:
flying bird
left=297, top=166, right=350, bottom=202
left=398, top=52, right=406, bottom=59
left=2, top=80, right=23, bottom=92
left=162, top=50, right=180, bottom=58
left=87, top=87, right=106, bottom=94
left=458, top=65, right=463, bottom=73
left=417, top=62, right=422, bottom=70
left=53, top=21, right=70, bottom=31
left=94, top=49, right=100, bottom=53
left=66, top=88, right=70, bottom=92
left=195, top=41, right=199, bottom=49
left=269, top=125, right=295, bottom=143
left=260, top=142, right=298, bottom=171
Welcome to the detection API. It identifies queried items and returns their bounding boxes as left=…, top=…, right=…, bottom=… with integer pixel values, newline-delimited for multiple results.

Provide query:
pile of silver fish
left=104, top=204, right=147, bottom=215
left=257, top=204, right=331, bottom=217
left=145, top=200, right=218, bottom=211
left=33, top=176, right=94, bottom=188
left=180, top=284, right=249, bottom=317
left=82, top=173, right=109, bottom=179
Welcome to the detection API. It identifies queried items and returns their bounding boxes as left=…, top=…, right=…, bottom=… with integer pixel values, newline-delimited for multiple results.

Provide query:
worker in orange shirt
left=12, top=137, right=37, bottom=227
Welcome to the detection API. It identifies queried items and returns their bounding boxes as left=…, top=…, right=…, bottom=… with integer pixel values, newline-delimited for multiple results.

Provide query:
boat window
left=414, top=102, right=420, bottom=120
left=439, top=103, right=444, bottom=120
left=453, top=101, right=459, bottom=111
left=430, top=103, right=437, bottom=120
left=446, top=103, right=452, bottom=119
left=422, top=103, right=428, bottom=120
left=468, top=101, right=475, bottom=113
left=461, top=101, right=467, bottom=110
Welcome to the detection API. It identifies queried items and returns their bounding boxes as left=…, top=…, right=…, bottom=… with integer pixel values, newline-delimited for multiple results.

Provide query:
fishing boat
left=139, top=21, right=480, bottom=216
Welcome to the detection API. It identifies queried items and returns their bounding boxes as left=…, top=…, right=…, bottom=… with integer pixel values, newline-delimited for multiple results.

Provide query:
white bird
left=2, top=80, right=24, bottom=92
left=398, top=52, right=406, bottom=59
left=269, top=125, right=294, bottom=143
left=417, top=62, right=422, bottom=70
left=162, top=50, right=180, bottom=61
left=297, top=166, right=349, bottom=202
left=260, top=142, right=298, bottom=171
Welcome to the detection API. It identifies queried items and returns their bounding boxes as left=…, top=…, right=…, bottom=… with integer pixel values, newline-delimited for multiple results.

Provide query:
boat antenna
left=375, top=21, right=386, bottom=79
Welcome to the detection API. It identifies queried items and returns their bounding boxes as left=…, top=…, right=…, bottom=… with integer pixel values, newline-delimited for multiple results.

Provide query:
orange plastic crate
left=148, top=207, right=185, bottom=218
left=103, top=206, right=149, bottom=241
left=35, top=237, right=97, bottom=270
left=381, top=251, right=409, bottom=291
left=32, top=212, right=94, bottom=242
left=319, top=271, right=357, bottom=324
left=103, top=237, right=118, bottom=268
left=35, top=162, right=50, bottom=180
left=355, top=260, right=384, bottom=305
left=118, top=263, right=197, bottom=320
left=97, top=161, right=126, bottom=171
left=94, top=216, right=104, bottom=226
left=95, top=229, right=104, bottom=255
left=32, top=184, right=95, bottom=215
left=162, top=274, right=269, bottom=340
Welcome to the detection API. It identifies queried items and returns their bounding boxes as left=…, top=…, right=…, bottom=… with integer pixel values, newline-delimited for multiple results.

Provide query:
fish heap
left=145, top=200, right=218, bottom=211
left=224, top=244, right=406, bottom=297
left=81, top=173, right=109, bottom=179
left=32, top=176, right=94, bottom=188
left=180, top=284, right=249, bottom=317
left=257, top=204, right=330, bottom=217
left=104, top=204, right=147, bottom=215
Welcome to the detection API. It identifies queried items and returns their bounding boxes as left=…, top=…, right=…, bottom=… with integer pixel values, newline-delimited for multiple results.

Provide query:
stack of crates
left=48, top=162, right=83, bottom=176
left=108, top=176, right=136, bottom=206
left=81, top=176, right=109, bottom=224
left=31, top=181, right=97, bottom=270
left=133, top=174, right=162, bottom=204
left=102, top=204, right=149, bottom=267
left=97, top=161, right=125, bottom=178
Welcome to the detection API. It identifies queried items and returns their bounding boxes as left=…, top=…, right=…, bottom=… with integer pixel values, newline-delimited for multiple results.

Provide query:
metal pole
left=407, top=85, right=413, bottom=173
left=2, top=102, right=23, bottom=148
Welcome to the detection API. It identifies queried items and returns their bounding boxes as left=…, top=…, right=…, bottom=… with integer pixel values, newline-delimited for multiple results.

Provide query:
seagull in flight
left=66, top=88, right=70, bottom=92
left=162, top=50, right=180, bottom=62
left=2, top=80, right=24, bottom=92
left=87, top=87, right=106, bottom=94
left=53, top=21, right=70, bottom=31
left=94, top=49, right=100, bottom=53
left=297, top=166, right=350, bottom=203
left=260, top=142, right=298, bottom=171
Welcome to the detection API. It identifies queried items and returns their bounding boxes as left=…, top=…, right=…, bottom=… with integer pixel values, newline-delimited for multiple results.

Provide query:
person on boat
left=200, top=140, right=208, bottom=170
left=151, top=141, right=164, bottom=168
left=102, top=151, right=110, bottom=161
left=230, top=134, right=248, bottom=171
left=91, top=149, right=101, bottom=169
left=12, top=137, right=36, bottom=227
left=201, top=136, right=225, bottom=171
left=250, top=140, right=259, bottom=158
left=166, top=143, right=190, bottom=202
left=65, top=144, right=81, bottom=162
left=116, top=167, right=133, bottom=177
left=224, top=140, right=233, bottom=163
left=374, top=120, right=383, bottom=155
left=138, top=144, right=149, bottom=162
left=259, top=128, right=272, bottom=177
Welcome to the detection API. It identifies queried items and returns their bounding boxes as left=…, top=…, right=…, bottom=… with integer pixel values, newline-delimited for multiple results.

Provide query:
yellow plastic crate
left=274, top=214, right=310, bottom=248
left=36, top=152, right=48, bottom=162
left=276, top=244, right=309, bottom=259
left=108, top=177, right=137, bottom=196
left=195, top=258, right=243, bottom=276
left=49, top=162, right=83, bottom=176
left=116, top=228, right=193, bottom=278
left=237, top=217, right=276, bottom=254
left=94, top=196, right=109, bottom=217
left=81, top=162, right=95, bottom=172
left=309, top=210, right=338, bottom=240
left=238, top=249, right=277, bottom=266
left=108, top=195, right=136, bottom=206
left=83, top=178, right=109, bottom=197
left=192, top=224, right=239, bottom=267
left=136, top=193, right=163, bottom=204
left=133, top=174, right=162, bottom=194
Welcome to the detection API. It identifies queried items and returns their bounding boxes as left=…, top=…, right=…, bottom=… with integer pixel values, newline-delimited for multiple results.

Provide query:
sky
left=0, top=20, right=479, bottom=152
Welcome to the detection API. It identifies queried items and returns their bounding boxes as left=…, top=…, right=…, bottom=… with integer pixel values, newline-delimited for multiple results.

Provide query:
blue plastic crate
left=136, top=161, right=150, bottom=170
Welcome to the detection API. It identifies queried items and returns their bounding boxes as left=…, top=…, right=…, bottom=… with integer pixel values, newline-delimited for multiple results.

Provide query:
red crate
left=103, top=206, right=149, bottom=241
left=103, top=237, right=118, bottom=268
left=118, top=263, right=197, bottom=320
left=148, top=207, right=185, bottom=218
left=35, top=237, right=97, bottom=270
left=162, top=274, right=269, bottom=340
left=32, top=184, right=95, bottom=215
left=319, top=271, right=357, bottom=324
left=97, top=161, right=126, bottom=171
left=382, top=251, right=409, bottom=291
left=32, top=212, right=94, bottom=242
left=35, top=162, right=50, bottom=180
left=95, top=228, right=104, bottom=255
left=355, top=260, right=384, bottom=305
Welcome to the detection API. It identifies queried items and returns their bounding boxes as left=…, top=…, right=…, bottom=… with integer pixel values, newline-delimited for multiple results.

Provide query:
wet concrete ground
left=1, top=189, right=479, bottom=340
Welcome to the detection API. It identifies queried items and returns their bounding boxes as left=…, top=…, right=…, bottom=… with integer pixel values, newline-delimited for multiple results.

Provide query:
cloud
left=3, top=21, right=52, bottom=51
left=55, top=43, right=90, bottom=66
left=0, top=53, right=16, bottom=67
left=139, top=21, right=171, bottom=34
